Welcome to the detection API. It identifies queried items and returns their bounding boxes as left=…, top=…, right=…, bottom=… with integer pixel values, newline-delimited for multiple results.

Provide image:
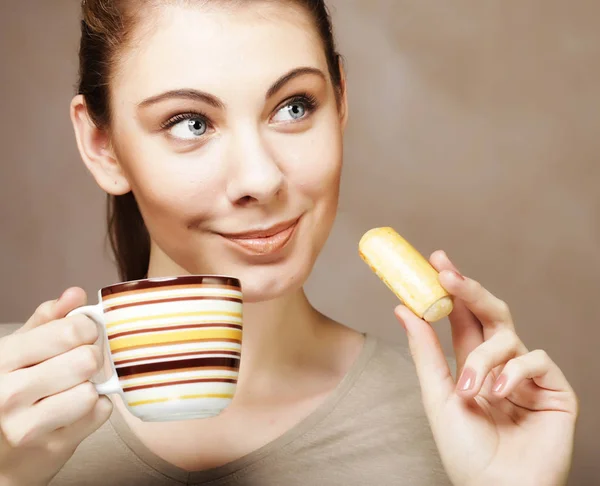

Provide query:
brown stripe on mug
left=104, top=295, right=243, bottom=312
left=120, top=365, right=239, bottom=380
left=117, top=356, right=240, bottom=378
left=123, top=378, right=238, bottom=392
left=108, top=323, right=243, bottom=340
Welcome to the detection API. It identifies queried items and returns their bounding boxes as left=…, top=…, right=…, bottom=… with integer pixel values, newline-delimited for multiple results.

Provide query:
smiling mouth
left=218, top=218, right=300, bottom=255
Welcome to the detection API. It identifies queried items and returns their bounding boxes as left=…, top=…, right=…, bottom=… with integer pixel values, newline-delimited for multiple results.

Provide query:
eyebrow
left=265, top=67, right=326, bottom=99
left=138, top=89, right=224, bottom=110
left=137, top=67, right=327, bottom=110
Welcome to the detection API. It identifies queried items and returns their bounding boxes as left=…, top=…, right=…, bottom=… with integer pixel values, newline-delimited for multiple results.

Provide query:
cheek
left=114, top=138, right=224, bottom=227
left=276, top=121, right=343, bottom=200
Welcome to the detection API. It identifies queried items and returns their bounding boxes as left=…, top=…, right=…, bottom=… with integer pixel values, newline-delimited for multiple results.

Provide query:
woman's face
left=107, top=2, right=347, bottom=301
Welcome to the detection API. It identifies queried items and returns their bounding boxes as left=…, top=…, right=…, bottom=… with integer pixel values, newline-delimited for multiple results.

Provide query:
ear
left=70, top=95, right=131, bottom=196
left=337, top=56, right=349, bottom=131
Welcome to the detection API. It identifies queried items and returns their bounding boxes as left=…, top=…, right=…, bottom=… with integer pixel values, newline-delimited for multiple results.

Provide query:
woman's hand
left=0, top=288, right=113, bottom=486
left=394, top=251, right=579, bottom=486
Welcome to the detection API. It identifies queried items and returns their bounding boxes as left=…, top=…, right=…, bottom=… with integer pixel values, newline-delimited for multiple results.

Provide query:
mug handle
left=67, top=304, right=122, bottom=396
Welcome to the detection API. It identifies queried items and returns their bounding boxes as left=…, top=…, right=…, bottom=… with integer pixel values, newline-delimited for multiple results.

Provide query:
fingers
left=20, top=288, right=88, bottom=332
left=0, top=288, right=109, bottom=467
left=0, top=314, right=99, bottom=374
left=51, top=395, right=113, bottom=447
left=437, top=267, right=515, bottom=337
left=429, top=250, right=484, bottom=376
left=395, top=305, right=454, bottom=412
left=430, top=251, right=579, bottom=417
left=0, top=344, right=104, bottom=411
left=456, top=329, right=528, bottom=399
left=491, top=350, right=577, bottom=410
left=1, top=382, right=103, bottom=447
left=447, top=302, right=484, bottom=378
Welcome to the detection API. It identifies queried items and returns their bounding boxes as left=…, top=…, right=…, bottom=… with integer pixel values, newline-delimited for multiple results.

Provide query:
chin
left=219, top=258, right=313, bottom=303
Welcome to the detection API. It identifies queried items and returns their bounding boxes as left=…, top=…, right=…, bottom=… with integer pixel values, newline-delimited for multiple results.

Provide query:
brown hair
left=77, top=0, right=343, bottom=281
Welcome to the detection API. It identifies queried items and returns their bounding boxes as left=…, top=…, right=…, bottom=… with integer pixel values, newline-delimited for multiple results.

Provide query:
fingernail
left=451, top=270, right=465, bottom=281
left=493, top=374, right=508, bottom=394
left=457, top=367, right=476, bottom=391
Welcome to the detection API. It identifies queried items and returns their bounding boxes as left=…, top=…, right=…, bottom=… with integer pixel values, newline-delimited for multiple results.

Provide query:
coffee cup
left=68, top=275, right=242, bottom=421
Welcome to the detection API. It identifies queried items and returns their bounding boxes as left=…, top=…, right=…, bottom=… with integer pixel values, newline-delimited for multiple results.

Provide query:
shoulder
left=361, top=334, right=457, bottom=392
left=364, top=334, right=416, bottom=376
left=344, top=335, right=425, bottom=414
left=338, top=333, right=457, bottom=448
left=305, top=334, right=452, bottom=483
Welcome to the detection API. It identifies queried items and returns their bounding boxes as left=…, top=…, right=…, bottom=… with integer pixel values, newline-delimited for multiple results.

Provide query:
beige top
left=0, top=324, right=451, bottom=485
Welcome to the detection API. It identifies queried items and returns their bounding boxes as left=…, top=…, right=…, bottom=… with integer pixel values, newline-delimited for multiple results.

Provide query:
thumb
left=20, top=287, right=88, bottom=332
left=395, top=305, right=454, bottom=413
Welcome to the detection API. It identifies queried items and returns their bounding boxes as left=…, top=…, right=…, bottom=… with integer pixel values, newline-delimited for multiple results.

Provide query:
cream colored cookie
left=359, top=227, right=453, bottom=323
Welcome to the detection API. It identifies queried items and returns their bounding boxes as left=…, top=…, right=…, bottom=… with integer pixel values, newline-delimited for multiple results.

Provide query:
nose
left=225, top=127, right=285, bottom=206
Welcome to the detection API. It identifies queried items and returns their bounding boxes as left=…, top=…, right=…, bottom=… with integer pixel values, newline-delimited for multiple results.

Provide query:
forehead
left=113, top=2, right=329, bottom=98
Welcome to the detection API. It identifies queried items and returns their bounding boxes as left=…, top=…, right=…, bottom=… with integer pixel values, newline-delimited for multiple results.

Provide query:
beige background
left=1, top=1, right=598, bottom=484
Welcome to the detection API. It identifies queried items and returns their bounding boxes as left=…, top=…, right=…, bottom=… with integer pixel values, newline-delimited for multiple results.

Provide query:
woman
left=0, top=1, right=578, bottom=485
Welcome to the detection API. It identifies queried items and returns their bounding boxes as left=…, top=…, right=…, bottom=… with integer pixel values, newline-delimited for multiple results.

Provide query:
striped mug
left=68, top=275, right=242, bottom=422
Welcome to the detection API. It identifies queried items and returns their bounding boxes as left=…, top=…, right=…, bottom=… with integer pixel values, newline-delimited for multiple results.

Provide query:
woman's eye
left=168, top=117, right=208, bottom=140
left=272, top=101, right=309, bottom=123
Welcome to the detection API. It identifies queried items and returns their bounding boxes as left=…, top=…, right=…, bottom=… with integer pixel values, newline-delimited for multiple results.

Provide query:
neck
left=236, top=287, right=327, bottom=379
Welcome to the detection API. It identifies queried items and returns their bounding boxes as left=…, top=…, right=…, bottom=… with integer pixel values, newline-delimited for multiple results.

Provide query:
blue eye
left=169, top=117, right=207, bottom=140
left=161, top=113, right=211, bottom=141
left=286, top=102, right=307, bottom=120
left=272, top=95, right=318, bottom=123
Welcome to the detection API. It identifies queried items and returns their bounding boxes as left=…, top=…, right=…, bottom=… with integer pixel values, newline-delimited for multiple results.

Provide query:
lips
left=218, top=218, right=300, bottom=256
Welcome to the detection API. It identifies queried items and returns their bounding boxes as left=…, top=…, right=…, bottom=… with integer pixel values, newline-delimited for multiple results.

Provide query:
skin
left=0, top=2, right=578, bottom=485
